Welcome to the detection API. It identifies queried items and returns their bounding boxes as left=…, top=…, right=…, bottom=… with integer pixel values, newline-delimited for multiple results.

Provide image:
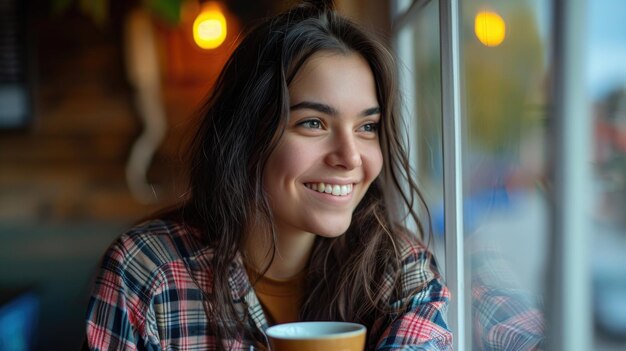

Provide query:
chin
left=309, top=220, right=353, bottom=238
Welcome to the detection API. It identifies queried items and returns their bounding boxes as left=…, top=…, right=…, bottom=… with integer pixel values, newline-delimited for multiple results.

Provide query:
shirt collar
left=183, top=246, right=270, bottom=334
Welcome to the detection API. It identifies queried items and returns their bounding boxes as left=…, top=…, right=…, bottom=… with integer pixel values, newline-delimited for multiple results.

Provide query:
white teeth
left=306, top=182, right=354, bottom=196
left=340, top=185, right=348, bottom=195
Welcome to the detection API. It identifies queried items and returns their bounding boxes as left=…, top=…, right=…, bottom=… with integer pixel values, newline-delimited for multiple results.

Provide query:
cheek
left=263, top=139, right=312, bottom=183
left=364, top=144, right=383, bottom=181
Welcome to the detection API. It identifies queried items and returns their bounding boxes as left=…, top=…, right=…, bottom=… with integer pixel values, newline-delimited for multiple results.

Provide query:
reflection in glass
left=461, top=0, right=549, bottom=349
left=396, top=0, right=552, bottom=348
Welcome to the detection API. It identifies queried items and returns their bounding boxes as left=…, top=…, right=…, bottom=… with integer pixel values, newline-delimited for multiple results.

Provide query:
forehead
left=288, top=51, right=379, bottom=109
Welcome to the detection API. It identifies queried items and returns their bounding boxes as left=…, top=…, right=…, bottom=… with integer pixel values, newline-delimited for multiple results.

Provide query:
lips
left=304, top=182, right=353, bottom=196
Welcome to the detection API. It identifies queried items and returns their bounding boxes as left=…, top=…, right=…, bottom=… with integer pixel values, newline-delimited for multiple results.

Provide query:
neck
left=245, top=225, right=316, bottom=281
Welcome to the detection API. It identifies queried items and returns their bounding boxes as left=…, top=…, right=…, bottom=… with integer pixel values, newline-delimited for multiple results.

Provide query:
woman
left=85, top=1, right=452, bottom=350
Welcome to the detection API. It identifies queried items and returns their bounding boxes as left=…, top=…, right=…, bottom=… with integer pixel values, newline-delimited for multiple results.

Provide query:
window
left=588, top=1, right=626, bottom=350
left=390, top=0, right=620, bottom=350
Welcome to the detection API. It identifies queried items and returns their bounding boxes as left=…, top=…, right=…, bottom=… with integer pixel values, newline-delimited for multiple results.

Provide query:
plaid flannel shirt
left=85, top=219, right=452, bottom=350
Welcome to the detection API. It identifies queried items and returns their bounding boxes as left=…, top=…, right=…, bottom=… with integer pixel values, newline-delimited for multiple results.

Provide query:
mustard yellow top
left=246, top=267, right=306, bottom=325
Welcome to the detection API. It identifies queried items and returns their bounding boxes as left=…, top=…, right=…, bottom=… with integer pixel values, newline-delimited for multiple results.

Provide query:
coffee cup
left=265, top=321, right=366, bottom=351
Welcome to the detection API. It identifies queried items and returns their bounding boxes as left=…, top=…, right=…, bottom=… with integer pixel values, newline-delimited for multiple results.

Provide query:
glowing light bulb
left=474, top=10, right=506, bottom=47
left=193, top=2, right=227, bottom=49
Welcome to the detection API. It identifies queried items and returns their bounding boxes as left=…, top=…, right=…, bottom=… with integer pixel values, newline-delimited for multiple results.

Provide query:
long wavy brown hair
left=167, top=0, right=431, bottom=349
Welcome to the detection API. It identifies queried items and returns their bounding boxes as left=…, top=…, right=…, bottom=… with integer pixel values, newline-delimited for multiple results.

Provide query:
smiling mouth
left=304, top=182, right=354, bottom=196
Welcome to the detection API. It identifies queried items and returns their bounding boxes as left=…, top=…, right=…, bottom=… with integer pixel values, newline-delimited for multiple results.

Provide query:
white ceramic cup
left=265, top=321, right=367, bottom=351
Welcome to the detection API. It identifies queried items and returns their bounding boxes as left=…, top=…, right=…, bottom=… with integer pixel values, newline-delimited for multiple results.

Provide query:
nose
left=325, top=131, right=362, bottom=170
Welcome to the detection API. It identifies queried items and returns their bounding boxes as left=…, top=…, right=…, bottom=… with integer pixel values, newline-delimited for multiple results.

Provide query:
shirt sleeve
left=374, top=246, right=453, bottom=351
left=85, top=238, right=160, bottom=351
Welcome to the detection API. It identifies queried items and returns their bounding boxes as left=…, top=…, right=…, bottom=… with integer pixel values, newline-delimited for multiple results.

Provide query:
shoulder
left=372, top=235, right=451, bottom=347
left=101, top=219, right=207, bottom=285
left=393, top=236, right=443, bottom=299
left=87, top=219, right=212, bottom=345
left=397, top=236, right=439, bottom=273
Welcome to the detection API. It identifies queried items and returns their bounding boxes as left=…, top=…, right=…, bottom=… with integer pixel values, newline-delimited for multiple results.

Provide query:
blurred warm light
left=474, top=10, right=506, bottom=47
left=193, top=2, right=227, bottom=49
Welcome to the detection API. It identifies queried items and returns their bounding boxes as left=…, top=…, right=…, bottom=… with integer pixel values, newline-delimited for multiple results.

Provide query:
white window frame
left=547, top=0, right=592, bottom=350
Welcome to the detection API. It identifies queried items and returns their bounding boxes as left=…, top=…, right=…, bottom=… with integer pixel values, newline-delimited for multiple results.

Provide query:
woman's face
left=262, top=51, right=383, bottom=239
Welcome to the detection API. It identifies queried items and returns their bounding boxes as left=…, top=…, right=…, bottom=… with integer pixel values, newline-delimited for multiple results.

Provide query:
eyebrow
left=290, top=101, right=381, bottom=117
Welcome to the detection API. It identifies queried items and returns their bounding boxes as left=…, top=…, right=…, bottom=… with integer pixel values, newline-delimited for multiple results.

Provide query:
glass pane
left=460, top=0, right=550, bottom=349
left=589, top=1, right=626, bottom=349
left=397, top=0, right=445, bottom=266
